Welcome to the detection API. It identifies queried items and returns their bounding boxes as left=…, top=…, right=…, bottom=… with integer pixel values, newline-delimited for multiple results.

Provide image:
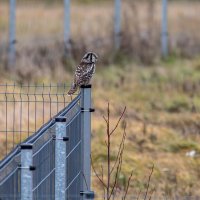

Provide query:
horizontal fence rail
left=0, top=84, right=94, bottom=199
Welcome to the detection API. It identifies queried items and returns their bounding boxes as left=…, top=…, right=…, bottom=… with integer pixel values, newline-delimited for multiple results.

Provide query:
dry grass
left=0, top=0, right=200, bottom=198
left=1, top=0, right=200, bottom=71
left=91, top=58, right=200, bottom=198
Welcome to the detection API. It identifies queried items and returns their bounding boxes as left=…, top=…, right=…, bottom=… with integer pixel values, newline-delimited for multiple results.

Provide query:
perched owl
left=68, top=52, right=98, bottom=95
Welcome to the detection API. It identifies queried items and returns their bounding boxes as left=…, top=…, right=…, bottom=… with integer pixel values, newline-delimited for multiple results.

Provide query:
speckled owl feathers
left=68, top=52, right=98, bottom=95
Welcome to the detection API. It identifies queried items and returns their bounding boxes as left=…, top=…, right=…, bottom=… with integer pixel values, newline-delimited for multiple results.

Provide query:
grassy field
left=1, top=0, right=200, bottom=198
left=1, top=57, right=200, bottom=198
left=91, top=57, right=200, bottom=198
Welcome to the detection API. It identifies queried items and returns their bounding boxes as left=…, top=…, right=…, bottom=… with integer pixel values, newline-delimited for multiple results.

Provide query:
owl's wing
left=82, top=63, right=95, bottom=76
left=73, top=61, right=95, bottom=86
left=74, top=61, right=85, bottom=84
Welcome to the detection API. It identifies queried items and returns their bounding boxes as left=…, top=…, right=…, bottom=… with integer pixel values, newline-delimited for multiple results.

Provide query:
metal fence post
left=55, top=117, right=67, bottom=200
left=64, top=0, right=71, bottom=54
left=80, top=85, right=95, bottom=200
left=161, top=0, right=168, bottom=57
left=114, top=0, right=121, bottom=50
left=20, top=144, right=33, bottom=200
left=9, top=0, right=16, bottom=67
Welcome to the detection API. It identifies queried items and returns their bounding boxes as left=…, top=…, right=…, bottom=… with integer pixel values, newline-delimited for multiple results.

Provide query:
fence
left=0, top=84, right=94, bottom=199
left=0, top=83, right=74, bottom=159
left=5, top=0, right=169, bottom=60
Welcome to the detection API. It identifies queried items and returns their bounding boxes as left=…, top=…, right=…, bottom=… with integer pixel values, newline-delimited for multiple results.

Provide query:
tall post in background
left=114, top=0, right=121, bottom=50
left=9, top=0, right=16, bottom=67
left=55, top=117, right=67, bottom=200
left=81, top=85, right=94, bottom=200
left=161, top=0, right=168, bottom=58
left=21, top=144, right=33, bottom=200
left=64, top=0, right=71, bottom=55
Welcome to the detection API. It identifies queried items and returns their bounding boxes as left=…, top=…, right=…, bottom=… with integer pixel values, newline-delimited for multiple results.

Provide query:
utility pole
left=64, top=0, right=71, bottom=55
left=114, top=0, right=121, bottom=50
left=161, top=0, right=168, bottom=58
left=9, top=0, right=16, bottom=67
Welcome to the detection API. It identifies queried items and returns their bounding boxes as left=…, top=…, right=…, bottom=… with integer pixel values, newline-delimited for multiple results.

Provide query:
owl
left=68, top=52, right=98, bottom=95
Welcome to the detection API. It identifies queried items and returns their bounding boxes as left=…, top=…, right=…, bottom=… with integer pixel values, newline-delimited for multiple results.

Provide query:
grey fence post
left=9, top=0, right=16, bottom=67
left=114, top=0, right=121, bottom=50
left=64, top=0, right=71, bottom=54
left=161, top=0, right=168, bottom=57
left=20, top=144, right=33, bottom=200
left=80, top=85, right=94, bottom=200
left=55, top=117, right=67, bottom=200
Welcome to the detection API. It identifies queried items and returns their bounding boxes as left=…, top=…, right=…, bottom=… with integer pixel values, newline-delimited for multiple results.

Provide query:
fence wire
left=0, top=83, right=77, bottom=160
left=0, top=152, right=21, bottom=199
left=0, top=88, right=82, bottom=199
left=65, top=112, right=82, bottom=199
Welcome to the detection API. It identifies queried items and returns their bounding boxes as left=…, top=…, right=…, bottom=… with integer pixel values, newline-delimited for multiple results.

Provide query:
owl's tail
left=67, top=83, right=78, bottom=95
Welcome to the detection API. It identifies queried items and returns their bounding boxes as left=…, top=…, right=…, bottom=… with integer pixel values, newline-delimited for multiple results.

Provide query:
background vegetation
left=0, top=0, right=200, bottom=199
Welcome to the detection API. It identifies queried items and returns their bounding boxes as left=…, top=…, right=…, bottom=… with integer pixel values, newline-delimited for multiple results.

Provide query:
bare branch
left=107, top=102, right=110, bottom=200
left=122, top=169, right=134, bottom=200
left=105, top=140, right=108, bottom=147
left=101, top=164, right=104, bottom=183
left=91, top=156, right=107, bottom=188
left=107, top=102, right=110, bottom=135
left=109, top=149, right=123, bottom=199
left=137, top=188, right=142, bottom=200
left=148, top=188, right=155, bottom=200
left=101, top=165, right=106, bottom=200
left=144, top=165, right=154, bottom=200
left=103, top=115, right=108, bottom=124
left=110, top=106, right=126, bottom=136
left=110, top=127, right=126, bottom=175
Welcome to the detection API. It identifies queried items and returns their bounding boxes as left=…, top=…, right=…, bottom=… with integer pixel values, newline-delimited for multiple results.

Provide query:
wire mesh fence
left=0, top=83, right=75, bottom=160
left=0, top=150, right=21, bottom=199
left=65, top=112, right=82, bottom=198
left=0, top=84, right=90, bottom=200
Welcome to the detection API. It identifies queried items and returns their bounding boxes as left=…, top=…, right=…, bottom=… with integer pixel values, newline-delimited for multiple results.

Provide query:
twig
left=110, top=107, right=126, bottom=136
left=105, top=140, right=108, bottom=147
left=110, top=127, right=126, bottom=175
left=144, top=165, right=154, bottom=200
left=103, top=115, right=108, bottom=124
left=122, top=169, right=134, bottom=200
left=109, top=152, right=123, bottom=200
left=148, top=188, right=155, bottom=200
left=107, top=102, right=110, bottom=200
left=137, top=188, right=142, bottom=200
left=91, top=156, right=107, bottom=188
left=92, top=103, right=130, bottom=200
left=101, top=165, right=106, bottom=200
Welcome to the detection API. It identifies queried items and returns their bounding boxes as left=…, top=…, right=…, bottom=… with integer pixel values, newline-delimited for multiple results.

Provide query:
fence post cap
left=20, top=144, right=33, bottom=150
left=55, top=116, right=67, bottom=122
left=80, top=85, right=91, bottom=89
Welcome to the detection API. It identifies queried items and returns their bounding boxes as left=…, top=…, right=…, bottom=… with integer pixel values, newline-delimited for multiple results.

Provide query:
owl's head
left=82, top=52, right=98, bottom=64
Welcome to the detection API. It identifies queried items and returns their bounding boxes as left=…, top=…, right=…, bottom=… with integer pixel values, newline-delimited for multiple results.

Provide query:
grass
left=0, top=0, right=200, bottom=198
left=0, top=60, right=200, bottom=198
left=91, top=57, right=200, bottom=198
left=1, top=58, right=200, bottom=198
